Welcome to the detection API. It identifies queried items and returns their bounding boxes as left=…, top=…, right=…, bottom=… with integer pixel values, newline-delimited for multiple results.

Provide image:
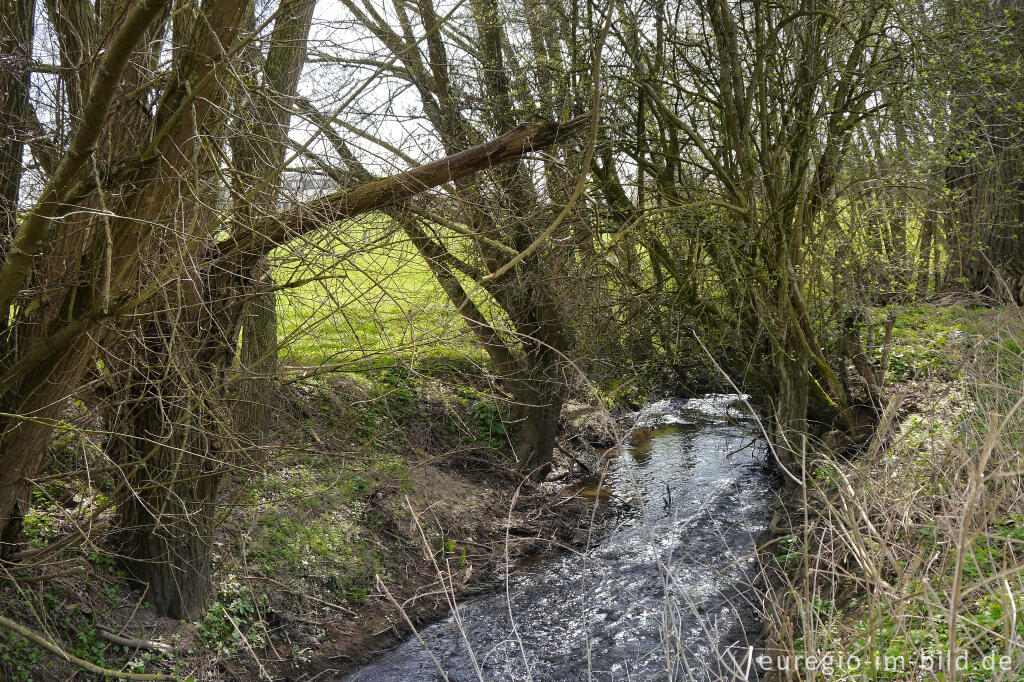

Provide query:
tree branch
left=0, top=0, right=172, bottom=321
left=213, top=114, right=591, bottom=269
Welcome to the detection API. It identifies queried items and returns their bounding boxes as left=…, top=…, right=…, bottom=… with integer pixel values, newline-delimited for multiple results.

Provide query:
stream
left=345, top=395, right=779, bottom=681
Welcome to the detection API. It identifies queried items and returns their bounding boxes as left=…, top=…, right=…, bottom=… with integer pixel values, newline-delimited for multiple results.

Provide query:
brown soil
left=296, top=461, right=593, bottom=681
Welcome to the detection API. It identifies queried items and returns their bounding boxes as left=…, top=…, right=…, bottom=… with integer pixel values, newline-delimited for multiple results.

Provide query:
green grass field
left=271, top=215, right=496, bottom=369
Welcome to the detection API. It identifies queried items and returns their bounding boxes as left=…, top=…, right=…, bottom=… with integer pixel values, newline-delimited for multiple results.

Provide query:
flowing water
left=345, top=395, right=779, bottom=681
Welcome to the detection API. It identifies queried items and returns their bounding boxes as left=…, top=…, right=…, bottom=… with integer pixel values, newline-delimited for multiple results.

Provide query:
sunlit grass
left=271, top=214, right=495, bottom=368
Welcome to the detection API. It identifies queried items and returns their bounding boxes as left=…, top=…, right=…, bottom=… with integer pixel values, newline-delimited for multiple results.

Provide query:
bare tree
left=327, top=0, right=604, bottom=476
left=597, top=0, right=906, bottom=451
left=0, top=0, right=587, bottom=619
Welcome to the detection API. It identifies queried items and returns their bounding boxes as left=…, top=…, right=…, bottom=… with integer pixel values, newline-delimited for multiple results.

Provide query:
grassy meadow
left=270, top=214, right=497, bottom=370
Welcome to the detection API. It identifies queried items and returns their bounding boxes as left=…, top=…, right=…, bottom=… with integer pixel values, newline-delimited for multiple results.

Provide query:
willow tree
left=611, top=0, right=903, bottom=453
left=0, top=0, right=586, bottom=618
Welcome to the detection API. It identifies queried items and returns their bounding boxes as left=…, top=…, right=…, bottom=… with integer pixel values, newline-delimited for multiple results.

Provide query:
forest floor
left=0, top=227, right=619, bottom=681
left=762, top=302, right=1024, bottom=680
left=0, top=358, right=611, bottom=681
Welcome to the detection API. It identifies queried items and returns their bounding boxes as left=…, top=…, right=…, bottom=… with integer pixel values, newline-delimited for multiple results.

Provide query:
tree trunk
left=915, top=206, right=936, bottom=298
left=234, top=269, right=277, bottom=444
left=0, top=0, right=34, bottom=242
left=0, top=342, right=95, bottom=554
left=504, top=279, right=568, bottom=478
left=109, top=371, right=221, bottom=620
left=944, top=144, right=1024, bottom=302
left=510, top=355, right=565, bottom=479
left=772, top=328, right=810, bottom=465
left=941, top=0, right=1024, bottom=303
left=232, top=0, right=317, bottom=439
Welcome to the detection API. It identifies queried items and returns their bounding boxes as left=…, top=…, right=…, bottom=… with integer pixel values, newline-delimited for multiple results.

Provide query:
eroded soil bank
left=0, top=364, right=610, bottom=681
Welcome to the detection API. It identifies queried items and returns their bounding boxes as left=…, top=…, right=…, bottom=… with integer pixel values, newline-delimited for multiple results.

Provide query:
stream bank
left=345, top=395, right=780, bottom=681
left=759, top=304, right=1024, bottom=681
left=234, top=372, right=609, bottom=680
left=0, top=366, right=601, bottom=681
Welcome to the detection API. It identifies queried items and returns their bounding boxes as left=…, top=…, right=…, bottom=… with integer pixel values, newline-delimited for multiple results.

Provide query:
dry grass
left=763, top=305, right=1024, bottom=680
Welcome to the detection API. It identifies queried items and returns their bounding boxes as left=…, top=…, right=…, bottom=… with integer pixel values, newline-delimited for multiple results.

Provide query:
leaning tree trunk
left=0, top=340, right=96, bottom=554
left=407, top=221, right=570, bottom=479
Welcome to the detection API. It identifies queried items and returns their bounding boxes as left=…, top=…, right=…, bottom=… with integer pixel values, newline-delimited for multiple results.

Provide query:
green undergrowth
left=771, top=304, right=1024, bottom=680
left=0, top=556, right=194, bottom=680
left=202, top=364, right=515, bottom=664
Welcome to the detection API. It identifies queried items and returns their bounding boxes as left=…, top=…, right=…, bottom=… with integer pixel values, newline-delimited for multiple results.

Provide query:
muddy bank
left=298, top=456, right=599, bottom=680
